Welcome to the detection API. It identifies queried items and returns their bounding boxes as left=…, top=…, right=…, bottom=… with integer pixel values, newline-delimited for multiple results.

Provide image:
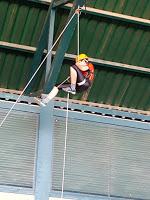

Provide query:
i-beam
left=1, top=41, right=150, bottom=76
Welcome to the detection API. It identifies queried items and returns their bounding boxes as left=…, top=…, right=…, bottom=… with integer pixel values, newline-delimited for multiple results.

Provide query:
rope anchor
left=75, top=7, right=82, bottom=15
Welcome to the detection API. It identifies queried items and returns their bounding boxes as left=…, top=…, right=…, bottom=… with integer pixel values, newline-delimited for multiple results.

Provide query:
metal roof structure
left=0, top=0, right=150, bottom=112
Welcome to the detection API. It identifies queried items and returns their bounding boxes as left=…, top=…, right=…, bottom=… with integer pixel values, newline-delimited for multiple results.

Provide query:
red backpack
left=82, top=62, right=94, bottom=81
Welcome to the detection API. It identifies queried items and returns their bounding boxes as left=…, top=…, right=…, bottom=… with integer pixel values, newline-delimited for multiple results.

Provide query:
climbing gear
left=77, top=78, right=86, bottom=86
left=75, top=53, right=89, bottom=62
left=81, top=63, right=94, bottom=81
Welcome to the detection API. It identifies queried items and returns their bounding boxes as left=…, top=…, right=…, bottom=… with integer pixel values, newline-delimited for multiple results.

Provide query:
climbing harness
left=0, top=11, right=77, bottom=127
left=77, top=78, right=86, bottom=86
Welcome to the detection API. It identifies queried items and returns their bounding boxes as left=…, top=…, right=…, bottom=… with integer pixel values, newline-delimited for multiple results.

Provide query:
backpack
left=82, top=62, right=94, bottom=81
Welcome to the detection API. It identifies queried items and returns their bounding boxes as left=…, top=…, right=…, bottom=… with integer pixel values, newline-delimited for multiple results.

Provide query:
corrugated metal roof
left=0, top=0, right=47, bottom=91
left=0, top=0, right=150, bottom=111
left=0, top=0, right=47, bottom=46
left=85, top=0, right=150, bottom=19
left=65, top=10, right=149, bottom=67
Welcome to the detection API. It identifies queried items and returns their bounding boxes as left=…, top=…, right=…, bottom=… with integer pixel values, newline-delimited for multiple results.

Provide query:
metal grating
left=52, top=116, right=150, bottom=199
left=0, top=108, right=38, bottom=187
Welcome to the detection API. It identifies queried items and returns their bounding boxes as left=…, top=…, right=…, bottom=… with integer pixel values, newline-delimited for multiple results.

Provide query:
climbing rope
left=0, top=11, right=77, bottom=128
left=61, top=92, right=70, bottom=199
left=57, top=76, right=70, bottom=88
left=77, top=6, right=80, bottom=56
left=60, top=7, right=81, bottom=199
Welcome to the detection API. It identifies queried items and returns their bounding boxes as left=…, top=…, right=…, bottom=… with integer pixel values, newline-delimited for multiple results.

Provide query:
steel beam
left=44, top=0, right=85, bottom=93
left=1, top=41, right=150, bottom=76
left=27, top=0, right=52, bottom=5
left=64, top=3, right=150, bottom=27
left=34, top=101, right=54, bottom=200
left=53, top=0, right=71, bottom=7
left=28, top=0, right=150, bottom=27
left=45, top=8, right=56, bottom=82
left=25, top=0, right=55, bottom=95
left=0, top=41, right=36, bottom=53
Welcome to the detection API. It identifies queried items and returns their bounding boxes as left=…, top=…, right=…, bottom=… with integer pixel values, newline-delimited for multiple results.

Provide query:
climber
left=35, top=53, right=94, bottom=106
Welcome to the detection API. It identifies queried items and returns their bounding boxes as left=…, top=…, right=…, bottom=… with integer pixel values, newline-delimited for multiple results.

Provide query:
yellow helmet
left=75, top=53, right=88, bottom=62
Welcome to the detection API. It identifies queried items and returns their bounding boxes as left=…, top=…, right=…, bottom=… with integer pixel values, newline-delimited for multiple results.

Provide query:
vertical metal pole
left=45, top=8, right=56, bottom=82
left=34, top=101, right=54, bottom=200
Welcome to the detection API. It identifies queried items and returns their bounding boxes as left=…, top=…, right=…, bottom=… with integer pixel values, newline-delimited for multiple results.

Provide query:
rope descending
left=60, top=7, right=81, bottom=199
left=61, top=93, right=70, bottom=199
left=0, top=11, right=77, bottom=128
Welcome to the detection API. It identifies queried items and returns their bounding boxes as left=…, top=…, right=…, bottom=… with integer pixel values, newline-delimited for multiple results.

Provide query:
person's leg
left=76, top=79, right=91, bottom=93
left=70, top=66, right=77, bottom=85
left=62, top=65, right=89, bottom=94
left=61, top=66, right=77, bottom=94
left=57, top=83, right=71, bottom=89
left=71, top=65, right=85, bottom=83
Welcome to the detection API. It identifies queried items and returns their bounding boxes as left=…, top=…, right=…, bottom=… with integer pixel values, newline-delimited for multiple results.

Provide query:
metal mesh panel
left=52, top=116, right=150, bottom=199
left=0, top=108, right=39, bottom=188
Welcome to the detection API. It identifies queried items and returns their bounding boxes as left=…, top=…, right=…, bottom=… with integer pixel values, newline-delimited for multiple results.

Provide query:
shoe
left=62, top=87, right=76, bottom=94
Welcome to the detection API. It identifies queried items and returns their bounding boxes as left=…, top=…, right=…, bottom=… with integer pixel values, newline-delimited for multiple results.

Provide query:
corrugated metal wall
left=66, top=15, right=149, bottom=67
left=0, top=108, right=38, bottom=187
left=0, top=0, right=47, bottom=91
left=0, top=0, right=47, bottom=46
left=52, top=116, right=150, bottom=199
left=86, top=0, right=150, bottom=19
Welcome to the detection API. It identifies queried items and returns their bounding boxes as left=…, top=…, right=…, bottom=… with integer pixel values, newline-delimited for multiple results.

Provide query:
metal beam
left=44, top=0, right=86, bottom=93
left=34, top=101, right=54, bottom=200
left=25, top=0, right=56, bottom=94
left=0, top=41, right=36, bottom=53
left=54, top=97, right=150, bottom=118
left=0, top=92, right=150, bottom=120
left=54, top=105, right=150, bottom=130
left=64, top=3, right=150, bottom=27
left=28, top=0, right=150, bottom=27
left=89, top=57, right=150, bottom=76
left=27, top=0, right=52, bottom=5
left=45, top=8, right=56, bottom=82
left=1, top=41, right=150, bottom=76
left=53, top=0, right=71, bottom=7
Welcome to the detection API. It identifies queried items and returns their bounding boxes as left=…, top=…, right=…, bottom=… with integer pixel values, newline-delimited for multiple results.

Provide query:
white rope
left=61, top=8, right=81, bottom=199
left=0, top=12, right=76, bottom=128
left=57, top=76, right=70, bottom=88
left=77, top=6, right=80, bottom=56
left=61, top=92, right=70, bottom=199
